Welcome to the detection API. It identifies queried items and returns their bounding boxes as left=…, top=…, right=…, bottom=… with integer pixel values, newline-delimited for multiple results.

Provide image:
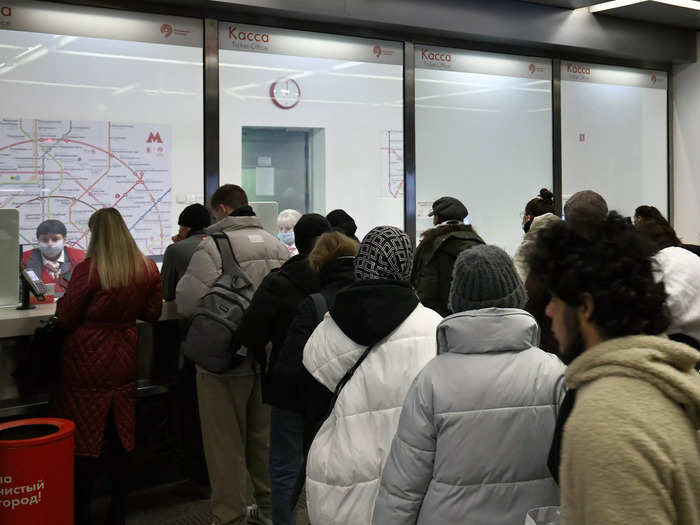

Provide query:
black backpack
left=182, top=233, right=255, bottom=373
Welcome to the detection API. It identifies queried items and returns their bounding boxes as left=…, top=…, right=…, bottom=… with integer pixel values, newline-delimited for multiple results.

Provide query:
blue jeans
left=269, top=407, right=305, bottom=525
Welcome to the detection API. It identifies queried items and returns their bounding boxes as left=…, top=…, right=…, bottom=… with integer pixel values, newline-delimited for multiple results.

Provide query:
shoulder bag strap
left=211, top=232, right=238, bottom=276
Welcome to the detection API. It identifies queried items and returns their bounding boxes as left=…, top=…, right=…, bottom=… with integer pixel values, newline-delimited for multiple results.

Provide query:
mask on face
left=523, top=218, right=534, bottom=234
left=39, top=240, right=64, bottom=259
left=278, top=231, right=295, bottom=246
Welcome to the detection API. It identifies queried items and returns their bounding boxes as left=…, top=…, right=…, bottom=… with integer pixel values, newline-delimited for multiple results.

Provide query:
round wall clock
left=270, top=79, right=301, bottom=109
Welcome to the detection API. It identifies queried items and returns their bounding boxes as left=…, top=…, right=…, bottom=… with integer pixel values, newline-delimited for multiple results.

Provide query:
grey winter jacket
left=372, top=308, right=566, bottom=525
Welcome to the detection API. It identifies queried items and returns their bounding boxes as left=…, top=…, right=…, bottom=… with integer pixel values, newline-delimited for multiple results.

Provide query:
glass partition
left=415, top=46, right=553, bottom=254
left=561, top=62, right=668, bottom=218
left=219, top=23, right=404, bottom=238
left=0, top=1, right=203, bottom=258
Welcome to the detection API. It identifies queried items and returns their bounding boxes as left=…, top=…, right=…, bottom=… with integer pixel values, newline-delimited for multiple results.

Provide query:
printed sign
left=0, top=0, right=202, bottom=47
left=416, top=45, right=551, bottom=80
left=219, top=23, right=402, bottom=65
left=562, top=62, right=667, bottom=89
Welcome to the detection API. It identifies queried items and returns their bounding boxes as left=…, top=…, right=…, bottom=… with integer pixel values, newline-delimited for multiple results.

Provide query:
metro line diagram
left=0, top=118, right=172, bottom=255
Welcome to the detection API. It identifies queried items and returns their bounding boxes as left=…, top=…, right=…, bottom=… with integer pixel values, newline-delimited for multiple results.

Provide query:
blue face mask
left=278, top=231, right=295, bottom=246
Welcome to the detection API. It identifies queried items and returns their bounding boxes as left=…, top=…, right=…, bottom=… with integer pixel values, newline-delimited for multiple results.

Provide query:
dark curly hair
left=526, top=212, right=669, bottom=338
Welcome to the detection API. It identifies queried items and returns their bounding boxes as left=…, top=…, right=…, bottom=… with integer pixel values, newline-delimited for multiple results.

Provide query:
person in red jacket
left=22, top=219, right=85, bottom=294
left=53, top=208, right=162, bottom=525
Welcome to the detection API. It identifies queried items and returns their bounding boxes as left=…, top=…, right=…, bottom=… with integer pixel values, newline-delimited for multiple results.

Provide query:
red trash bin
left=0, top=418, right=75, bottom=525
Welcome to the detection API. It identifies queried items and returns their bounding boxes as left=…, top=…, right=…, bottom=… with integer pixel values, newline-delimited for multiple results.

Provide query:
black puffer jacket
left=239, top=254, right=319, bottom=409
left=411, top=222, right=484, bottom=317
left=273, top=257, right=355, bottom=437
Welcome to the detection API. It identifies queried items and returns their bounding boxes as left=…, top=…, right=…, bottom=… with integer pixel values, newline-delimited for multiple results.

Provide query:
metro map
left=0, top=118, right=172, bottom=256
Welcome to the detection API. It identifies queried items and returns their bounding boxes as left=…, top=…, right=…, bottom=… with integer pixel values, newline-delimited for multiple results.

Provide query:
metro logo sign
left=146, top=132, right=163, bottom=144
left=0, top=6, right=11, bottom=16
left=229, top=26, right=270, bottom=43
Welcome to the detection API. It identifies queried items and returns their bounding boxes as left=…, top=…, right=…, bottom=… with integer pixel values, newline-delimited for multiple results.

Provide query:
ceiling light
left=654, top=0, right=700, bottom=9
left=589, top=0, right=645, bottom=12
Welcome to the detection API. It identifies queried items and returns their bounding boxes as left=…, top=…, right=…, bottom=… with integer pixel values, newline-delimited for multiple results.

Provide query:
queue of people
left=41, top=182, right=699, bottom=525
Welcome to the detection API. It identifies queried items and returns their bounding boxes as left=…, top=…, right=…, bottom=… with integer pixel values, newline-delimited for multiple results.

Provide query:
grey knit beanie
left=449, top=245, right=527, bottom=313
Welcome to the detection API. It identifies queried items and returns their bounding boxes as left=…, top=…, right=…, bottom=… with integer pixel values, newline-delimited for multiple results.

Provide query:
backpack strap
left=211, top=232, right=239, bottom=276
left=310, top=293, right=328, bottom=325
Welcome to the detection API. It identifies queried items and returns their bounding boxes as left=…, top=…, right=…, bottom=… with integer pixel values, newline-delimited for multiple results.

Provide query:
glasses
left=519, top=212, right=526, bottom=220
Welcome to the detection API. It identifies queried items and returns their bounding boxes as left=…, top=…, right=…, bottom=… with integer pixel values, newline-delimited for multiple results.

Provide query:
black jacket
left=238, top=253, right=320, bottom=409
left=411, top=222, right=484, bottom=317
left=273, top=257, right=355, bottom=438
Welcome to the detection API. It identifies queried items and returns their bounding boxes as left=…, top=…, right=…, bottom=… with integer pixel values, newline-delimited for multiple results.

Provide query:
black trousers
left=74, top=408, right=130, bottom=525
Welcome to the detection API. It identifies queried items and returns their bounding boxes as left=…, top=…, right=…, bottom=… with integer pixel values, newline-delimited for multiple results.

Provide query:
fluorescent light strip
left=415, top=88, right=498, bottom=102
left=512, top=87, right=552, bottom=93
left=0, top=78, right=197, bottom=96
left=327, top=72, right=402, bottom=80
left=219, top=63, right=302, bottom=73
left=416, top=78, right=488, bottom=88
left=526, top=108, right=552, bottom=113
left=654, top=0, right=700, bottom=10
left=0, top=78, right=118, bottom=90
left=57, top=50, right=202, bottom=66
left=416, top=103, right=501, bottom=113
left=589, top=0, right=645, bottom=13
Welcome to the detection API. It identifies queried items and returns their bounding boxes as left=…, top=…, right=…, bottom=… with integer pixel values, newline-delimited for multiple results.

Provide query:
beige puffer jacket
left=176, top=215, right=288, bottom=318
left=513, top=213, right=561, bottom=283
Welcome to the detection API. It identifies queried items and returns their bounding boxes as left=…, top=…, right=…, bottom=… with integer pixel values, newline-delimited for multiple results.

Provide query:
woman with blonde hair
left=53, top=207, right=162, bottom=525
left=271, top=231, right=360, bottom=521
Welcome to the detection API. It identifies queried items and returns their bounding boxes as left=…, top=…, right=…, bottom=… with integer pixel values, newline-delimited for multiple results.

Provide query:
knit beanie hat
left=326, top=209, right=358, bottom=239
left=355, top=226, right=413, bottom=281
left=294, top=213, right=331, bottom=255
left=178, top=203, right=211, bottom=231
left=449, top=245, right=527, bottom=313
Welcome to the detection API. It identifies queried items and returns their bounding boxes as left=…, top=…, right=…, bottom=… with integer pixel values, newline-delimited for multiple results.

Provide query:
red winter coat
left=53, top=257, right=162, bottom=457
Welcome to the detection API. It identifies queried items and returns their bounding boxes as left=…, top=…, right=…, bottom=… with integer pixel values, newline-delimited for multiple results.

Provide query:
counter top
left=0, top=301, right=180, bottom=338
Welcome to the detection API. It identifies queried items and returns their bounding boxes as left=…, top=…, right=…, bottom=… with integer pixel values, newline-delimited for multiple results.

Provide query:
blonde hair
left=278, top=209, right=302, bottom=226
left=87, top=208, right=152, bottom=289
left=308, top=232, right=359, bottom=273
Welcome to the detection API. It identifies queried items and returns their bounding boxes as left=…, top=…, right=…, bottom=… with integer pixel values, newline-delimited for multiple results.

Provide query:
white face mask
left=39, top=240, right=64, bottom=259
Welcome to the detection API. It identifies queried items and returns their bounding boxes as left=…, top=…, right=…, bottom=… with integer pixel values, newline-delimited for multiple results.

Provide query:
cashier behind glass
left=23, top=219, right=85, bottom=294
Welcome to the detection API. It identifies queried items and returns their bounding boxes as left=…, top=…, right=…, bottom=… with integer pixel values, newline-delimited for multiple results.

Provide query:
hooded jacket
left=273, top=256, right=355, bottom=425
left=303, top=280, right=441, bottom=525
left=175, top=213, right=288, bottom=376
left=513, top=212, right=560, bottom=284
left=654, top=246, right=700, bottom=343
left=412, top=223, right=484, bottom=317
left=373, top=308, right=565, bottom=525
left=239, top=253, right=320, bottom=409
left=176, top=214, right=288, bottom=318
left=560, top=335, right=700, bottom=525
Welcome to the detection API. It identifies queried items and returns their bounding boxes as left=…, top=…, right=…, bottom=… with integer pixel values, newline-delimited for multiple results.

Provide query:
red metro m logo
left=160, top=24, right=173, bottom=38
left=0, top=7, right=11, bottom=16
left=147, top=132, right=163, bottom=144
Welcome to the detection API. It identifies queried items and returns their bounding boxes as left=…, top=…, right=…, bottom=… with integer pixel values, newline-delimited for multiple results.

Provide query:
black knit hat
left=178, top=204, right=211, bottom=231
left=429, top=197, right=468, bottom=223
left=326, top=209, right=358, bottom=239
left=294, top=213, right=331, bottom=255
left=355, top=226, right=413, bottom=281
left=449, top=245, right=527, bottom=313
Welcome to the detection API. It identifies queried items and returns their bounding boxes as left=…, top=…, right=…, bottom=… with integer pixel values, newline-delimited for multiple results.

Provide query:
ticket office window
left=415, top=46, right=553, bottom=255
left=219, top=23, right=404, bottom=239
left=0, top=2, right=204, bottom=258
left=561, top=62, right=668, bottom=218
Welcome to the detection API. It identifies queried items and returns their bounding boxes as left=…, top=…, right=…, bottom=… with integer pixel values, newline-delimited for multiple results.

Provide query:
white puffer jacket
left=303, top=304, right=441, bottom=525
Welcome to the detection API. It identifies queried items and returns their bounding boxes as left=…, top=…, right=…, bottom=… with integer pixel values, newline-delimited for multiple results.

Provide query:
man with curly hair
left=527, top=212, right=700, bottom=525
